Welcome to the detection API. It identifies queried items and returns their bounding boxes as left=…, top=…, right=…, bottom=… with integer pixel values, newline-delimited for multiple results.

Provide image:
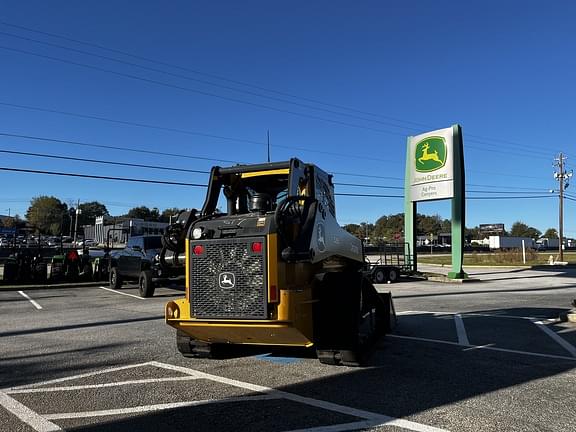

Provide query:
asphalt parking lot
left=1, top=266, right=575, bottom=431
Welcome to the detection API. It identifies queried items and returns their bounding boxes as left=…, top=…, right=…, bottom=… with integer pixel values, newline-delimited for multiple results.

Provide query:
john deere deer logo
left=415, top=137, right=447, bottom=172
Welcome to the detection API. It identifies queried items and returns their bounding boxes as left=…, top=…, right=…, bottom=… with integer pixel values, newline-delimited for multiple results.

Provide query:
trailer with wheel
left=365, top=242, right=414, bottom=284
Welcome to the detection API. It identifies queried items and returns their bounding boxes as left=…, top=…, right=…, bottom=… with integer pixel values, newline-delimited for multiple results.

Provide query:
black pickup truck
left=109, top=235, right=163, bottom=297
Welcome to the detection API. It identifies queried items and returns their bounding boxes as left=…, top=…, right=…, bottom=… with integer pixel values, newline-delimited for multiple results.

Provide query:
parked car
left=108, top=235, right=164, bottom=297
left=75, top=239, right=97, bottom=248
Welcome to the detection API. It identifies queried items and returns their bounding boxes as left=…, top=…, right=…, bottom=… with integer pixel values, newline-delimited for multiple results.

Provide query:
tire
left=138, top=270, right=155, bottom=298
left=373, top=268, right=386, bottom=284
left=387, top=268, right=399, bottom=283
left=82, top=263, right=93, bottom=281
left=109, top=266, right=122, bottom=290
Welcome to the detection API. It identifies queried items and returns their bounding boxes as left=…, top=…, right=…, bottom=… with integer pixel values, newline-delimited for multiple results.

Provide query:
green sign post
left=404, top=124, right=467, bottom=279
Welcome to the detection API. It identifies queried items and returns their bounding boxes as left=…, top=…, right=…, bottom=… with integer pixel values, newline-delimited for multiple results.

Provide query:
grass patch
left=418, top=250, right=576, bottom=266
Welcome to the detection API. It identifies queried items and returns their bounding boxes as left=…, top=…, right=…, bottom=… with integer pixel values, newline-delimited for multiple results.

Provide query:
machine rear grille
left=190, top=237, right=267, bottom=319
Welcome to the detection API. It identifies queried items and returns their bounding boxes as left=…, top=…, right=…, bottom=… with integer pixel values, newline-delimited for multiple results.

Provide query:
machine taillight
left=269, top=284, right=279, bottom=302
left=251, top=242, right=263, bottom=253
left=193, top=245, right=204, bottom=255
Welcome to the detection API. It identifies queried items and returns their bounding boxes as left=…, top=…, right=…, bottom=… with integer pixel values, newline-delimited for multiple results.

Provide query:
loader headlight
left=192, top=227, right=203, bottom=239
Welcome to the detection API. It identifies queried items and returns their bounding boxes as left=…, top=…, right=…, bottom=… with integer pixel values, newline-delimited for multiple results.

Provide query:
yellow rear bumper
left=165, top=299, right=313, bottom=347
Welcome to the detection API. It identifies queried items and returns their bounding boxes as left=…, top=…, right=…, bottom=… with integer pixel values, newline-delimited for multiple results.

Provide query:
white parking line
left=4, top=360, right=450, bottom=432
left=454, top=314, right=470, bottom=346
left=4, top=362, right=154, bottom=391
left=398, top=310, right=553, bottom=321
left=0, top=391, right=61, bottom=432
left=7, top=377, right=199, bottom=394
left=43, top=395, right=280, bottom=420
left=150, top=361, right=450, bottom=432
left=389, top=334, right=576, bottom=362
left=99, top=286, right=146, bottom=300
left=532, top=320, right=576, bottom=358
left=284, top=421, right=395, bottom=432
left=17, top=291, right=42, bottom=310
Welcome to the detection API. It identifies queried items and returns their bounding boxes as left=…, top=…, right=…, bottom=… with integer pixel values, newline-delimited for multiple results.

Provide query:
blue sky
left=0, top=1, right=574, bottom=235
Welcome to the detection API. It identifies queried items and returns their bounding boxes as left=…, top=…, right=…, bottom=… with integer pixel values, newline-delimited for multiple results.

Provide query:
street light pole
left=73, top=199, right=81, bottom=245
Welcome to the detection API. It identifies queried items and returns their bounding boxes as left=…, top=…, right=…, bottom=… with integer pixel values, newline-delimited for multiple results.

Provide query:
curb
left=419, top=263, right=575, bottom=269
left=0, top=281, right=104, bottom=291
left=423, top=273, right=481, bottom=284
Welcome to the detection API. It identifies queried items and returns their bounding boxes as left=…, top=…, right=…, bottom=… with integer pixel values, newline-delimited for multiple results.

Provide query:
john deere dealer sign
left=408, top=127, right=454, bottom=201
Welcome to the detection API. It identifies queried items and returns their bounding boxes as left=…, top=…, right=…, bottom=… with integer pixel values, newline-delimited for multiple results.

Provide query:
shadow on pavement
left=0, top=315, right=164, bottom=338
left=0, top=343, right=135, bottom=389
left=30, top=307, right=576, bottom=432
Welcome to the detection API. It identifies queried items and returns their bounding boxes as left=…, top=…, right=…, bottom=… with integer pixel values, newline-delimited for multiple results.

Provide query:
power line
left=2, top=21, right=571, bottom=161
left=330, top=171, right=403, bottom=181
left=0, top=165, right=556, bottom=202
left=467, top=183, right=549, bottom=191
left=0, top=132, right=239, bottom=165
left=466, top=190, right=551, bottom=194
left=0, top=102, right=264, bottom=147
left=0, top=131, right=405, bottom=179
left=335, top=193, right=403, bottom=198
left=0, top=167, right=207, bottom=187
left=334, top=182, right=546, bottom=194
left=465, top=142, right=551, bottom=160
left=0, top=148, right=210, bottom=174
left=0, top=42, right=556, bottom=162
left=467, top=169, right=548, bottom=180
left=0, top=146, right=553, bottom=195
left=0, top=104, right=397, bottom=164
left=0, top=30, right=424, bottom=135
left=3, top=19, right=571, bottom=160
left=467, top=195, right=555, bottom=200
left=334, top=182, right=403, bottom=190
left=0, top=44, right=410, bottom=137
left=0, top=131, right=555, bottom=188
left=0, top=20, right=430, bottom=130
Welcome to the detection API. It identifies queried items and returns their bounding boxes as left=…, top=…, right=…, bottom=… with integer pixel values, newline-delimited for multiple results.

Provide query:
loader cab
left=200, top=158, right=315, bottom=218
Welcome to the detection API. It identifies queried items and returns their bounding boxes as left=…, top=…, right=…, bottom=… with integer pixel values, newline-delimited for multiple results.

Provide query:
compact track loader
left=165, top=159, right=395, bottom=365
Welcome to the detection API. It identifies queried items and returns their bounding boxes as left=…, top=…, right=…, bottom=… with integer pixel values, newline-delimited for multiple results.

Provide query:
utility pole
left=554, top=153, right=572, bottom=262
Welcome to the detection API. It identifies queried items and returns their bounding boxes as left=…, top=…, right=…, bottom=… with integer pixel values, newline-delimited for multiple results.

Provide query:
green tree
left=465, top=226, right=481, bottom=240
left=1, top=214, right=24, bottom=229
left=343, top=222, right=374, bottom=242
left=373, top=213, right=404, bottom=241
left=416, top=214, right=444, bottom=236
left=160, top=207, right=186, bottom=223
left=26, top=196, right=68, bottom=235
left=343, top=223, right=362, bottom=238
left=510, top=221, right=541, bottom=239
left=77, top=201, right=109, bottom=226
left=124, top=206, right=160, bottom=221
left=542, top=228, right=558, bottom=239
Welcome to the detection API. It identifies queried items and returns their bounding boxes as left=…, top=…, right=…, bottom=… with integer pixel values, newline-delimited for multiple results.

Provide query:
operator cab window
left=224, top=174, right=289, bottom=215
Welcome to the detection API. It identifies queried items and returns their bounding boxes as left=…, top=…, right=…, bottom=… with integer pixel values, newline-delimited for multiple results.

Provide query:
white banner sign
left=408, top=127, right=454, bottom=202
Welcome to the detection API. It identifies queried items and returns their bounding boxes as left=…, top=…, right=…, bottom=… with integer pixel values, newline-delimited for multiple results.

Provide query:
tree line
left=343, top=213, right=558, bottom=243
left=2, top=196, right=560, bottom=240
left=0, top=195, right=187, bottom=235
